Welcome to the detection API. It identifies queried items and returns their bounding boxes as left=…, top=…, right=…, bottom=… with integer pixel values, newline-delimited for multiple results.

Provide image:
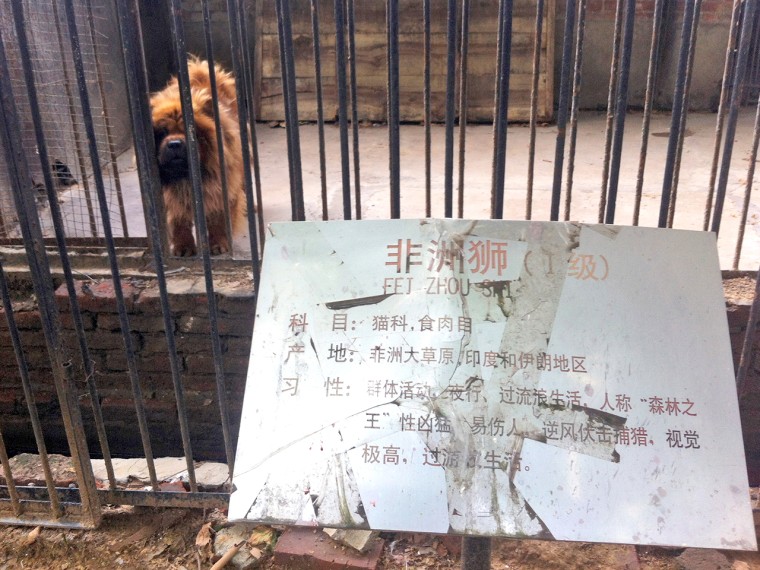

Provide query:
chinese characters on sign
left=230, top=220, right=755, bottom=550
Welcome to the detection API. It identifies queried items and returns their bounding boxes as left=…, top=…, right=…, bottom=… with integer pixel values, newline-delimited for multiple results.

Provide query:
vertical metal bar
left=603, top=0, right=636, bottom=225
left=456, top=0, right=471, bottom=219
left=711, top=0, right=757, bottom=234
left=598, top=0, right=624, bottom=223
left=444, top=0, right=457, bottom=218
left=733, top=94, right=760, bottom=269
left=83, top=0, right=129, bottom=238
left=667, top=0, right=702, bottom=228
left=633, top=0, right=665, bottom=226
left=275, top=0, right=305, bottom=222
left=737, top=266, right=760, bottom=397
left=526, top=0, right=544, bottom=221
left=310, top=0, right=329, bottom=220
left=461, top=536, right=491, bottom=570
left=201, top=0, right=234, bottom=254
left=167, top=0, right=236, bottom=472
left=228, top=0, right=263, bottom=273
left=387, top=0, right=400, bottom=219
left=274, top=0, right=296, bottom=221
left=0, top=24, right=101, bottom=528
left=658, top=0, right=696, bottom=228
left=0, top=257, right=60, bottom=517
left=347, top=0, right=362, bottom=219
left=490, top=0, right=514, bottom=220
left=51, top=0, right=98, bottom=238
left=563, top=0, right=587, bottom=222
left=423, top=0, right=431, bottom=218
left=550, top=0, right=576, bottom=221
left=61, top=0, right=159, bottom=490
left=115, top=0, right=198, bottom=492
left=0, top=421, right=21, bottom=517
left=334, top=0, right=352, bottom=219
left=704, top=0, right=742, bottom=231
left=11, top=0, right=116, bottom=491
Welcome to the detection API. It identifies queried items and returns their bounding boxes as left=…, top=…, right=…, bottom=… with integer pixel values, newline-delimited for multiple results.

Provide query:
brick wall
left=2, top=274, right=759, bottom=482
left=0, top=277, right=254, bottom=462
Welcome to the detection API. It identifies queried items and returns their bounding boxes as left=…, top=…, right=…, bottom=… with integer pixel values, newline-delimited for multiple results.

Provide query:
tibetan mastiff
left=150, top=57, right=245, bottom=256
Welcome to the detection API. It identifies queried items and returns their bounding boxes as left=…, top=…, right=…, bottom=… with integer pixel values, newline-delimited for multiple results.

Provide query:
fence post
left=0, top=24, right=101, bottom=528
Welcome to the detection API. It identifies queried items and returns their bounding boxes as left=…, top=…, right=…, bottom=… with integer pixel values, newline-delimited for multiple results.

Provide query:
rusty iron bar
left=334, top=0, right=352, bottom=219
left=490, top=0, right=514, bottom=220
left=550, top=0, right=576, bottom=221
left=275, top=0, right=305, bottom=221
left=227, top=0, right=263, bottom=275
left=0, top=429, right=22, bottom=517
left=598, top=0, right=624, bottom=223
left=61, top=0, right=160, bottom=491
left=83, top=0, right=129, bottom=238
left=667, top=0, right=702, bottom=229
left=563, top=0, right=588, bottom=222
left=526, top=0, right=544, bottom=221
left=633, top=0, right=666, bottom=226
left=200, top=0, right=234, bottom=256
left=423, top=0, right=431, bottom=217
left=461, top=536, right=491, bottom=569
left=0, top=22, right=101, bottom=527
left=658, top=0, right=697, bottom=228
left=51, top=0, right=98, bottom=237
left=11, top=0, right=116, bottom=491
left=167, top=0, right=236, bottom=473
left=444, top=0, right=457, bottom=218
left=733, top=92, right=760, bottom=269
left=115, top=0, right=198, bottom=492
left=704, top=0, right=743, bottom=231
left=99, top=489, right=229, bottom=509
left=236, top=0, right=266, bottom=255
left=347, top=0, right=362, bottom=219
left=737, top=266, right=760, bottom=397
left=603, top=0, right=636, bottom=224
left=0, top=266, right=22, bottom=518
left=0, top=255, right=62, bottom=517
left=456, top=0, right=471, bottom=219
left=710, top=0, right=758, bottom=235
left=310, top=0, right=329, bottom=220
left=387, top=0, right=400, bottom=219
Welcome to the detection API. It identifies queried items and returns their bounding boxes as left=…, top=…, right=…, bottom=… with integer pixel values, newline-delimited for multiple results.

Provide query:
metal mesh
left=0, top=0, right=130, bottom=240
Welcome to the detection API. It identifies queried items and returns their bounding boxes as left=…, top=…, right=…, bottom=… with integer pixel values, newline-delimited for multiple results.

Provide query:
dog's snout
left=167, top=139, right=183, bottom=150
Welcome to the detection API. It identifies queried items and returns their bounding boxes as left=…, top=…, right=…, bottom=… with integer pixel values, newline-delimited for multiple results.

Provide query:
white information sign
left=229, top=219, right=756, bottom=550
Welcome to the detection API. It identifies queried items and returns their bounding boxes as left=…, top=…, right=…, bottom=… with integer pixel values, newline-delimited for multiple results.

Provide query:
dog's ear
left=193, top=88, right=214, bottom=120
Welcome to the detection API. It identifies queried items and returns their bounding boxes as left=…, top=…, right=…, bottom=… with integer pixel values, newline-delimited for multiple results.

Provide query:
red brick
left=274, top=527, right=384, bottom=570
left=98, top=313, right=170, bottom=333
left=178, top=314, right=254, bottom=336
left=59, top=312, right=96, bottom=331
left=56, top=280, right=140, bottom=313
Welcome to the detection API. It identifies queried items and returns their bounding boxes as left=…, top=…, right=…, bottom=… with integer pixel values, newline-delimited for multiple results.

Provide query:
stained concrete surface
left=49, top=109, right=760, bottom=269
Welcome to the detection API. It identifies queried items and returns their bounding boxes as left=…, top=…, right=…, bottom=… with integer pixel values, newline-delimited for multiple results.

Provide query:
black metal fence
left=0, top=0, right=758, bottom=529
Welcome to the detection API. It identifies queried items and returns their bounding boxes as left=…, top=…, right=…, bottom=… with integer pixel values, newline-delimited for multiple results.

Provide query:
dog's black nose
left=167, top=139, right=183, bottom=149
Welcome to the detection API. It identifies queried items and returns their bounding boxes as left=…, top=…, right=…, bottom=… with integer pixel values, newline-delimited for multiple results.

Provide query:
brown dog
left=150, top=58, right=245, bottom=256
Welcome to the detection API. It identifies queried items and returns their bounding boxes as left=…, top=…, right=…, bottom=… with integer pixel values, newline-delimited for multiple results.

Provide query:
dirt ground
left=0, top=505, right=758, bottom=570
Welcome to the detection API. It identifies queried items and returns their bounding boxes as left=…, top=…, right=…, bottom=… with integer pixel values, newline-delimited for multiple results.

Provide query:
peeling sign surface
left=229, top=219, right=756, bottom=550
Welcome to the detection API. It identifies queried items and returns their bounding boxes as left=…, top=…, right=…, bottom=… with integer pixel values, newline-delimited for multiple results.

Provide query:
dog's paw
left=172, top=242, right=197, bottom=257
left=210, top=241, right=230, bottom=256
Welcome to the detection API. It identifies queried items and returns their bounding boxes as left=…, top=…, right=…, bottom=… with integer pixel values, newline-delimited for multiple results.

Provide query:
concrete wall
left=555, top=0, right=734, bottom=111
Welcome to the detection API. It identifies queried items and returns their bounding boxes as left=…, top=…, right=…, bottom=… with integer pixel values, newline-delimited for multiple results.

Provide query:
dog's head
left=150, top=85, right=218, bottom=186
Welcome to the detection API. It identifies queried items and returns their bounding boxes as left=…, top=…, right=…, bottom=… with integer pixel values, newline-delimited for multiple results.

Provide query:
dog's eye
left=153, top=127, right=168, bottom=144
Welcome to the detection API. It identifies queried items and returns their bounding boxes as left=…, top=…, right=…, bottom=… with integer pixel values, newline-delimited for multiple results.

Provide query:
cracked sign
left=229, top=219, right=756, bottom=550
